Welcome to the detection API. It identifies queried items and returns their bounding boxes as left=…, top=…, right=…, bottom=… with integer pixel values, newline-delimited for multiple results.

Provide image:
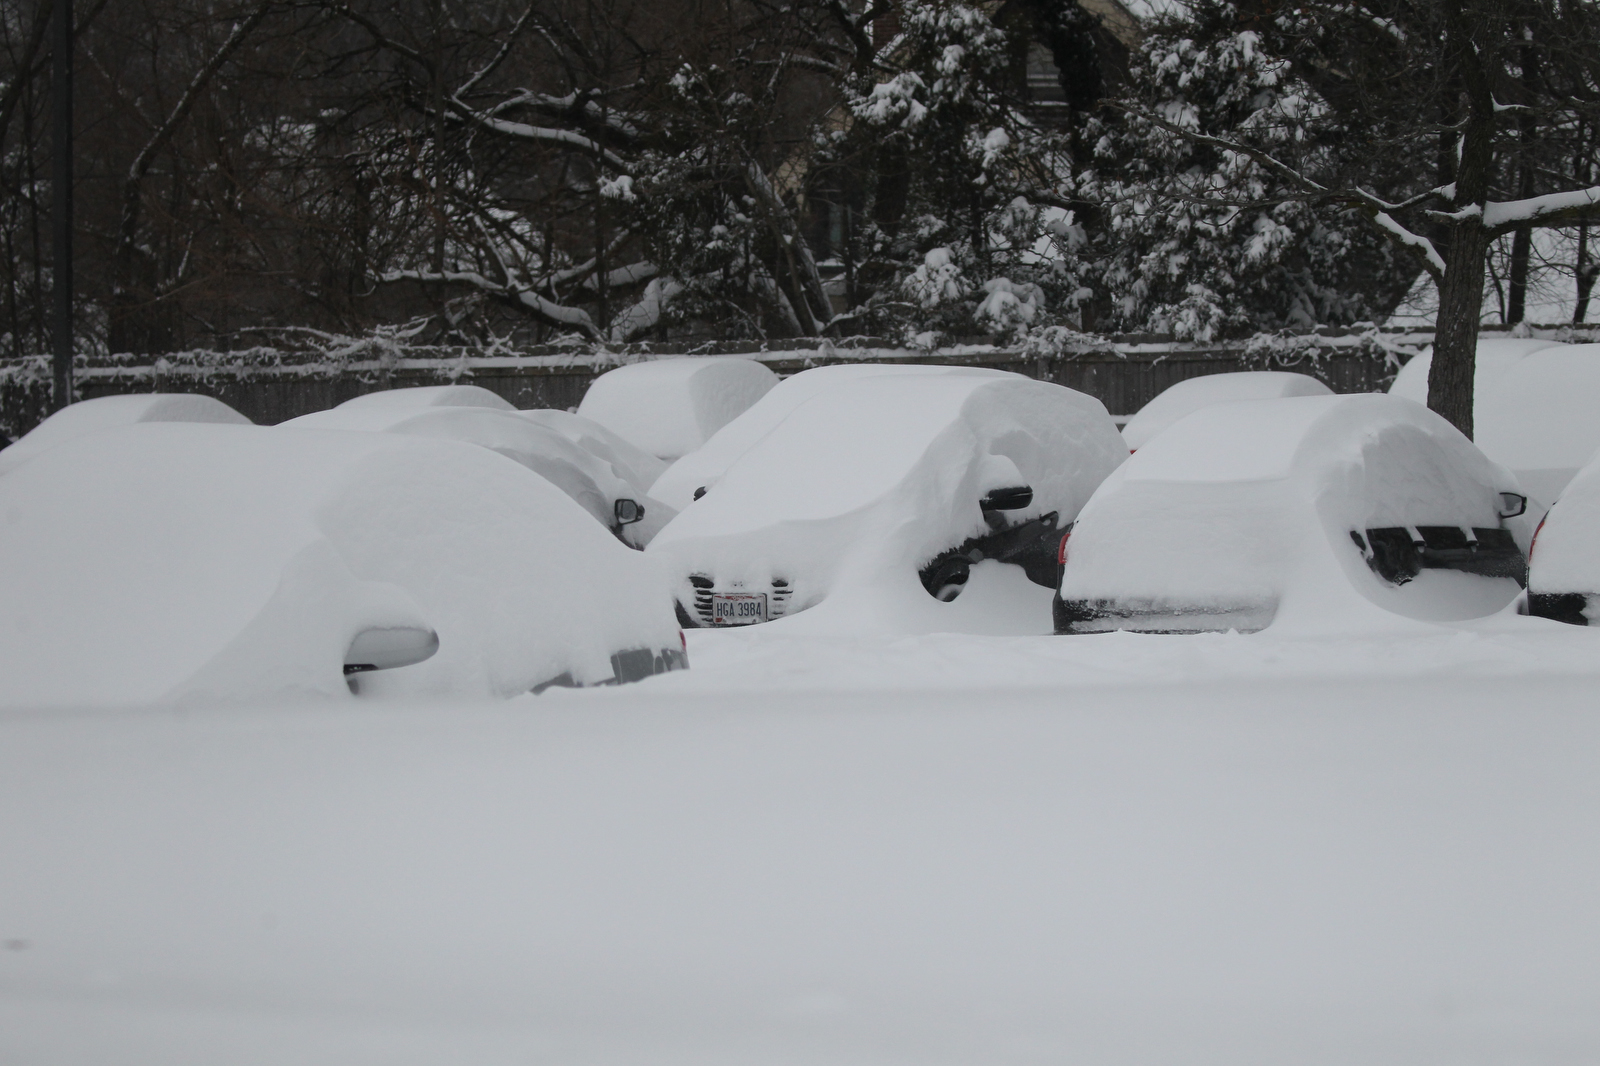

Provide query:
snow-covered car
left=1387, top=336, right=1564, bottom=409
left=1120, top=371, right=1331, bottom=451
left=0, top=392, right=250, bottom=475
left=1474, top=343, right=1600, bottom=505
left=514, top=406, right=669, bottom=502
left=1526, top=449, right=1600, bottom=626
left=1055, top=394, right=1530, bottom=634
left=0, top=423, right=686, bottom=707
left=577, top=356, right=779, bottom=460
left=282, top=397, right=676, bottom=547
left=336, top=383, right=515, bottom=412
left=647, top=374, right=1127, bottom=628
left=650, top=362, right=1010, bottom=511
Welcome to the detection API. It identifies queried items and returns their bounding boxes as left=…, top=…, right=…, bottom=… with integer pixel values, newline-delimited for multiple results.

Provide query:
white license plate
left=710, top=592, right=767, bottom=625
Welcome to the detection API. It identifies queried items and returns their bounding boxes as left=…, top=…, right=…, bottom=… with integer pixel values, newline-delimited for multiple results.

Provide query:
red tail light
left=680, top=630, right=687, bottom=652
left=1057, top=529, right=1072, bottom=566
left=1529, top=514, right=1548, bottom=561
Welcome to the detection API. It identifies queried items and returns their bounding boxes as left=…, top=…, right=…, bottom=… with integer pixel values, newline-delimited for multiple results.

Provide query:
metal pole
left=50, top=0, right=73, bottom=411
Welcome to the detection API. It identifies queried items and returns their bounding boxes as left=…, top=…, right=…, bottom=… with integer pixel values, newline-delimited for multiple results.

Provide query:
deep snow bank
left=4, top=673, right=1600, bottom=1064
left=577, top=357, right=778, bottom=459
left=0, top=423, right=680, bottom=706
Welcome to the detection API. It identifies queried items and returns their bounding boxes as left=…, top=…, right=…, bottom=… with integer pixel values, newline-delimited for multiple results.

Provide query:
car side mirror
left=980, top=485, right=1034, bottom=512
left=1499, top=492, right=1528, bottom=519
left=614, top=498, right=645, bottom=525
left=344, top=625, right=439, bottom=675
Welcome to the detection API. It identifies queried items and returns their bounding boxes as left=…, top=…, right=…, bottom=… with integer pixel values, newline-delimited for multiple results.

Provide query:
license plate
left=710, top=592, right=767, bottom=625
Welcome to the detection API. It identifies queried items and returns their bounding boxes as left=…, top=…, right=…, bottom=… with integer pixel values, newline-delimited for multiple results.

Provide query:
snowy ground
left=4, top=612, right=1600, bottom=1065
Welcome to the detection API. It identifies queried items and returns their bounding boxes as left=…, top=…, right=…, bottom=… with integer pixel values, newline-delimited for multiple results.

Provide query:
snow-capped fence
left=1, top=325, right=1578, bottom=442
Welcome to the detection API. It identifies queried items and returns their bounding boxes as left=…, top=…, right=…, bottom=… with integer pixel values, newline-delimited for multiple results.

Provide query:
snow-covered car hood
left=647, top=375, right=1126, bottom=625
left=280, top=404, right=676, bottom=547
left=0, top=423, right=683, bottom=706
left=1061, top=394, right=1527, bottom=629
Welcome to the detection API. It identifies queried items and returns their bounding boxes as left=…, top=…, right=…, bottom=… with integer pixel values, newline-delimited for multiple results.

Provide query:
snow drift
left=650, top=362, right=1009, bottom=511
left=1121, top=371, right=1331, bottom=451
left=0, top=393, right=250, bottom=475
left=648, top=374, right=1126, bottom=632
left=1059, top=394, right=1527, bottom=633
left=0, top=423, right=682, bottom=707
left=577, top=356, right=779, bottom=460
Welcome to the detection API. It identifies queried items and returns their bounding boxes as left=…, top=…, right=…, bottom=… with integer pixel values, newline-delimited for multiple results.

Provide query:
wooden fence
left=0, top=330, right=1432, bottom=441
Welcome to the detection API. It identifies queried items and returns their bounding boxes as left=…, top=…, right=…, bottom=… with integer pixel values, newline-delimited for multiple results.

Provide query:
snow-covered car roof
left=648, top=374, right=1126, bottom=627
left=1060, top=394, right=1526, bottom=631
left=1121, top=371, right=1331, bottom=451
left=1527, top=449, right=1600, bottom=612
left=650, top=362, right=1009, bottom=511
left=513, top=407, right=667, bottom=500
left=1475, top=343, right=1600, bottom=505
left=335, top=384, right=514, bottom=411
left=280, top=403, right=676, bottom=547
left=577, top=356, right=779, bottom=460
left=0, top=393, right=250, bottom=475
left=1388, top=337, right=1564, bottom=408
left=0, top=424, right=683, bottom=706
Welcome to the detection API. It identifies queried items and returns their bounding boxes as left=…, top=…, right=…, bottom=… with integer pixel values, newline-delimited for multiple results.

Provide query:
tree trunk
left=1429, top=220, right=1487, bottom=438
left=1577, top=223, right=1595, bottom=323
left=1507, top=225, right=1530, bottom=323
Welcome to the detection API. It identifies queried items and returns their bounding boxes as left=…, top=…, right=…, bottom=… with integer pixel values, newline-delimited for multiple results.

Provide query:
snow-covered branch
left=447, top=103, right=632, bottom=172
left=1484, top=185, right=1600, bottom=232
left=381, top=268, right=601, bottom=339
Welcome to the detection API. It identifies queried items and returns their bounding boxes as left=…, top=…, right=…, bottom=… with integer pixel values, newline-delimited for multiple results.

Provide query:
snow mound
left=577, top=357, right=779, bottom=460
left=514, top=407, right=668, bottom=499
left=1122, top=371, right=1331, bottom=451
left=0, top=393, right=249, bottom=475
left=1062, top=394, right=1525, bottom=632
left=648, top=375, right=1126, bottom=631
left=1475, top=343, right=1600, bottom=505
left=334, top=384, right=514, bottom=412
left=279, top=405, right=676, bottom=547
left=0, top=423, right=681, bottom=707
left=1527, top=450, right=1600, bottom=596
left=1387, top=337, right=1563, bottom=408
left=651, top=363, right=1008, bottom=511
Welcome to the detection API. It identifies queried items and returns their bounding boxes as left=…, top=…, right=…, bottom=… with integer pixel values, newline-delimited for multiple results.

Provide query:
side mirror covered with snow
left=614, top=498, right=645, bottom=525
left=1499, top=492, right=1528, bottom=519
